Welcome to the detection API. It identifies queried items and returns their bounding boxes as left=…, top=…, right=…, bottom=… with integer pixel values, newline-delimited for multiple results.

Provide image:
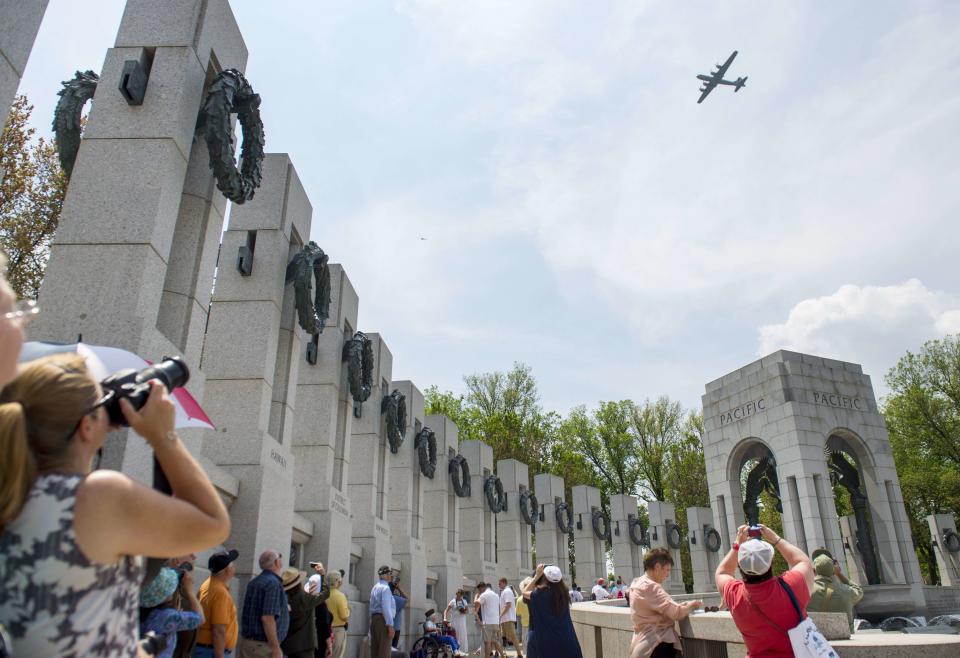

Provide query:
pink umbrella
left=20, top=341, right=215, bottom=430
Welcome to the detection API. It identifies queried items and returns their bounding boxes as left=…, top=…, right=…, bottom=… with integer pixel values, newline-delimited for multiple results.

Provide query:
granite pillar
left=610, top=494, right=642, bottom=583
left=0, top=0, right=48, bottom=127
left=459, top=440, right=497, bottom=585
left=199, top=153, right=311, bottom=592
left=686, top=506, right=720, bottom=593
left=927, top=514, right=960, bottom=587
left=423, top=414, right=464, bottom=607
left=533, top=473, right=571, bottom=584
left=496, top=459, right=533, bottom=583
left=572, top=485, right=604, bottom=589
left=647, top=501, right=685, bottom=594
left=387, top=380, right=428, bottom=648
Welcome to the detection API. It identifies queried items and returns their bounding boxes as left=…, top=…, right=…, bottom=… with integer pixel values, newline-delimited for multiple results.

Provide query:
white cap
left=544, top=565, right=563, bottom=583
left=737, top=539, right=774, bottom=575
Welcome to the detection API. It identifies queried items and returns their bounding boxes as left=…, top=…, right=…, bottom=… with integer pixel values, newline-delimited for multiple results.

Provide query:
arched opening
left=826, top=429, right=882, bottom=584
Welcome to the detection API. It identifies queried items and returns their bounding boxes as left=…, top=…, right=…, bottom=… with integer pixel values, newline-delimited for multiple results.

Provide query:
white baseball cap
left=737, top=539, right=774, bottom=575
left=544, top=565, right=563, bottom=583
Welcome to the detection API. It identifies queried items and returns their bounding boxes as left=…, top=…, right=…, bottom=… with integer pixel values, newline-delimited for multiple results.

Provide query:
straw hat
left=281, top=567, right=304, bottom=591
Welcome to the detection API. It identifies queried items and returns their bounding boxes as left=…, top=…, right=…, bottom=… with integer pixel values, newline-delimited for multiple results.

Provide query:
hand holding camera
left=119, top=380, right=177, bottom=447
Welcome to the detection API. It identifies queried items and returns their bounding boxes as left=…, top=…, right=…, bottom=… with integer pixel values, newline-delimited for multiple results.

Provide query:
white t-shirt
left=592, top=584, right=610, bottom=600
left=499, top=587, right=517, bottom=623
left=570, top=589, right=583, bottom=602
left=477, top=589, right=500, bottom=625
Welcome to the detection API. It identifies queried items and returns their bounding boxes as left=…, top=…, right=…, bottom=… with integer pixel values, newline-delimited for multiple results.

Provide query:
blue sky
left=17, top=0, right=960, bottom=413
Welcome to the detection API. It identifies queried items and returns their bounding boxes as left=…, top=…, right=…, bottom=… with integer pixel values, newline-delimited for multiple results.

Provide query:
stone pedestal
left=459, top=440, right=498, bottom=587
left=423, top=414, right=464, bottom=607
left=701, top=351, right=923, bottom=599
left=647, top=501, right=685, bottom=594
left=533, top=473, right=571, bottom=585
left=0, top=0, right=48, bottom=126
left=496, top=459, right=533, bottom=583
left=292, top=264, right=359, bottom=600
left=199, top=153, right=312, bottom=591
left=687, top=506, right=720, bottom=593
left=348, top=334, right=394, bottom=610
left=387, top=380, right=428, bottom=648
left=610, top=494, right=642, bottom=583
left=928, top=514, right=960, bottom=586
left=838, top=515, right=868, bottom=586
left=572, top=485, right=604, bottom=589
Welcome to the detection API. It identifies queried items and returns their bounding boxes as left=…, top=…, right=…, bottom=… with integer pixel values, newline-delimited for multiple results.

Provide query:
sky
left=16, top=0, right=960, bottom=414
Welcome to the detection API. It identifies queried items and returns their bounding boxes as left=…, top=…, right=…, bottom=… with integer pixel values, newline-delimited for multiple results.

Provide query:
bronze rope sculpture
left=284, top=241, right=331, bottom=337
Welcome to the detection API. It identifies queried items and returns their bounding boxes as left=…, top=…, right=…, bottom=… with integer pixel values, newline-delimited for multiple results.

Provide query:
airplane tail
left=735, top=76, right=747, bottom=92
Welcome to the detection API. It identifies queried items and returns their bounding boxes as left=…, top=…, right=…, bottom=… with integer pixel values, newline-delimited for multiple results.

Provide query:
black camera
left=99, top=357, right=190, bottom=426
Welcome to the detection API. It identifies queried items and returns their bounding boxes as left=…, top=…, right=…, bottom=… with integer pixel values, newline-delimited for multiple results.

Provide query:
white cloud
left=757, top=279, right=960, bottom=384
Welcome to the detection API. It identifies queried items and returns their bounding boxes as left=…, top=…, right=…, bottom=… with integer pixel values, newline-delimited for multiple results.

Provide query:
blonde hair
left=0, top=353, right=100, bottom=530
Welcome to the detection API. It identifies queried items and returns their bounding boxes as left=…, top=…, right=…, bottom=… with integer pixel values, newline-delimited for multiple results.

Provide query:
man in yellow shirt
left=195, top=549, right=240, bottom=658
left=326, top=571, right=351, bottom=658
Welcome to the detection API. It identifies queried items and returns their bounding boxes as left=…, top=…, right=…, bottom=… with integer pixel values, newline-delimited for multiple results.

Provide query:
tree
left=0, top=95, right=67, bottom=298
left=632, top=397, right=687, bottom=502
left=664, top=412, right=710, bottom=591
left=883, top=335, right=960, bottom=583
left=562, top=401, right=641, bottom=500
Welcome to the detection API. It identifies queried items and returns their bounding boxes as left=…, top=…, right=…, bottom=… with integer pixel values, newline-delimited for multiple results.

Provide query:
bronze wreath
left=945, top=529, right=960, bottom=554
left=284, top=241, right=330, bottom=336
left=484, top=475, right=507, bottom=513
left=591, top=509, right=611, bottom=542
left=381, top=389, right=407, bottom=454
left=666, top=522, right=683, bottom=550
left=342, top=331, right=373, bottom=404
left=53, top=70, right=99, bottom=179
left=704, top=527, right=722, bottom=553
left=415, top=427, right=437, bottom=478
left=628, top=515, right=647, bottom=546
left=519, top=490, right=539, bottom=526
left=449, top=455, right=471, bottom=497
left=556, top=501, right=573, bottom=534
left=199, top=68, right=265, bottom=204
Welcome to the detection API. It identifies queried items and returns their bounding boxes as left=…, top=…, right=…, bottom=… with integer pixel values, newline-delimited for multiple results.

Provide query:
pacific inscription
left=813, top=391, right=864, bottom=411
left=719, top=398, right=765, bottom=425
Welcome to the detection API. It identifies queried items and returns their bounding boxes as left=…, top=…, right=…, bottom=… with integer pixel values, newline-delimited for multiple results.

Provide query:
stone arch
left=727, top=438, right=783, bottom=526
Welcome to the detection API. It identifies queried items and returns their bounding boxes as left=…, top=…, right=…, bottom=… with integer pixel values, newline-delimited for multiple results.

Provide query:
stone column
left=533, top=473, right=570, bottom=584
left=459, top=440, right=497, bottom=585
left=199, top=153, right=311, bottom=591
left=496, top=459, right=533, bottom=583
left=0, top=0, right=48, bottom=126
left=610, top=494, right=642, bottom=582
left=348, top=334, right=394, bottom=615
left=927, top=514, right=960, bottom=586
left=423, top=414, right=464, bottom=606
left=33, top=0, right=248, bottom=482
left=686, top=507, right=720, bottom=593
left=387, top=380, right=428, bottom=648
left=292, top=263, right=358, bottom=599
left=647, top=501, right=685, bottom=594
left=572, top=485, right=603, bottom=589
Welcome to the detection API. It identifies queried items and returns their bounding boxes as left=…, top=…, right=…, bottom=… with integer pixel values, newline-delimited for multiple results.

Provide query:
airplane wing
left=697, top=80, right=717, bottom=104
left=713, top=50, right=738, bottom=79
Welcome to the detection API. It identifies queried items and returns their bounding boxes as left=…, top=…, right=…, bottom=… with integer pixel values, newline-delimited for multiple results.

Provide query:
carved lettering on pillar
left=719, top=398, right=766, bottom=425
left=270, top=449, right=287, bottom=469
left=375, top=521, right=390, bottom=538
left=331, top=492, right=349, bottom=517
left=813, top=391, right=864, bottom=411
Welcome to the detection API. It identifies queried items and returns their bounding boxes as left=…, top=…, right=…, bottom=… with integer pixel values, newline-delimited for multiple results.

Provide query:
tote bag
left=778, top=578, right=839, bottom=658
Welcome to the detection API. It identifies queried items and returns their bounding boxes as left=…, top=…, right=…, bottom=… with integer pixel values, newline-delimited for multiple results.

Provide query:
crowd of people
left=0, top=257, right=863, bottom=658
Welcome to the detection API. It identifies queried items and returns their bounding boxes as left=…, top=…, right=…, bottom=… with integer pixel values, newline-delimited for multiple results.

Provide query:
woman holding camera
left=0, top=353, right=231, bottom=658
left=443, top=589, right=471, bottom=654
left=522, top=564, right=583, bottom=658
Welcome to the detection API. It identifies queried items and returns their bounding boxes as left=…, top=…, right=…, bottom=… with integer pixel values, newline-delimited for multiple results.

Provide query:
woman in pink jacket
left=628, top=548, right=702, bottom=658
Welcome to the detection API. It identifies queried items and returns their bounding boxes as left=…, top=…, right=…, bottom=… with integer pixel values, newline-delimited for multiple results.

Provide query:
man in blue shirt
left=238, top=550, right=290, bottom=658
left=368, top=565, right=396, bottom=658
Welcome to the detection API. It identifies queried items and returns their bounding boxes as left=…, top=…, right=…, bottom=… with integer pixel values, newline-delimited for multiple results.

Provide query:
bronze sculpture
left=52, top=70, right=99, bottom=179
left=284, top=242, right=331, bottom=337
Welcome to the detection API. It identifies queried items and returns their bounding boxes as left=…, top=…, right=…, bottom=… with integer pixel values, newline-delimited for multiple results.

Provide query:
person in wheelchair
left=423, top=609, right=461, bottom=655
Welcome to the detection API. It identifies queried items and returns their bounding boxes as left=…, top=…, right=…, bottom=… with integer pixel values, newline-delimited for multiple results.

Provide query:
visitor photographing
left=238, top=549, right=289, bottom=658
left=279, top=565, right=329, bottom=658
left=628, top=548, right=702, bottom=658
left=475, top=582, right=504, bottom=658
left=0, top=352, right=230, bottom=658
left=499, top=577, right=524, bottom=658
left=715, top=524, right=814, bottom=657
left=139, top=566, right=204, bottom=658
left=368, top=565, right=396, bottom=658
left=808, top=552, right=863, bottom=631
left=521, top=564, right=582, bottom=658
left=195, top=549, right=240, bottom=658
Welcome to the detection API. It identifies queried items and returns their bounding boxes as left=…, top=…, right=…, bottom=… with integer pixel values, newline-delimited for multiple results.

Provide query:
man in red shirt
left=715, top=524, right=815, bottom=657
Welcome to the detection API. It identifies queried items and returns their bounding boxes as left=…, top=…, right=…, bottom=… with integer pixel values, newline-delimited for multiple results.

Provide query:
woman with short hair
left=629, top=548, right=702, bottom=658
left=522, top=564, right=583, bottom=658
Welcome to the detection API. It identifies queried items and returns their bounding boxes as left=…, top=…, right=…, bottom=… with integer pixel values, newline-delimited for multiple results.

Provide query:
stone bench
left=570, top=600, right=960, bottom=658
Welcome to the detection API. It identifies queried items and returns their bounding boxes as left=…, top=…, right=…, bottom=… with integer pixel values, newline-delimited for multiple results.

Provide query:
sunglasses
left=3, top=300, right=40, bottom=327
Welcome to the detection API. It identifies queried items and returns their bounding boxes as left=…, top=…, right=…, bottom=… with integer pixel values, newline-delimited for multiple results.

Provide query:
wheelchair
left=409, top=620, right=459, bottom=658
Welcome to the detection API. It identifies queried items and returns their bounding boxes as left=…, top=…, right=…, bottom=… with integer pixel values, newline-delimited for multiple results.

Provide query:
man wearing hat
left=368, top=565, right=396, bottom=658
left=195, top=549, right=240, bottom=658
left=279, top=565, right=329, bottom=658
left=715, top=524, right=815, bottom=657
left=591, top=578, right=610, bottom=601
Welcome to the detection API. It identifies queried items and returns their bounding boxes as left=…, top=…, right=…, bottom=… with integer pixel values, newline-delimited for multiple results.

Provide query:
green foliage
left=0, top=96, right=67, bottom=298
left=883, top=335, right=960, bottom=584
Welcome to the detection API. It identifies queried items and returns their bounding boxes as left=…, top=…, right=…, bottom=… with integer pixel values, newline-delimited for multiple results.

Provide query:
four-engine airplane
left=697, top=51, right=747, bottom=104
